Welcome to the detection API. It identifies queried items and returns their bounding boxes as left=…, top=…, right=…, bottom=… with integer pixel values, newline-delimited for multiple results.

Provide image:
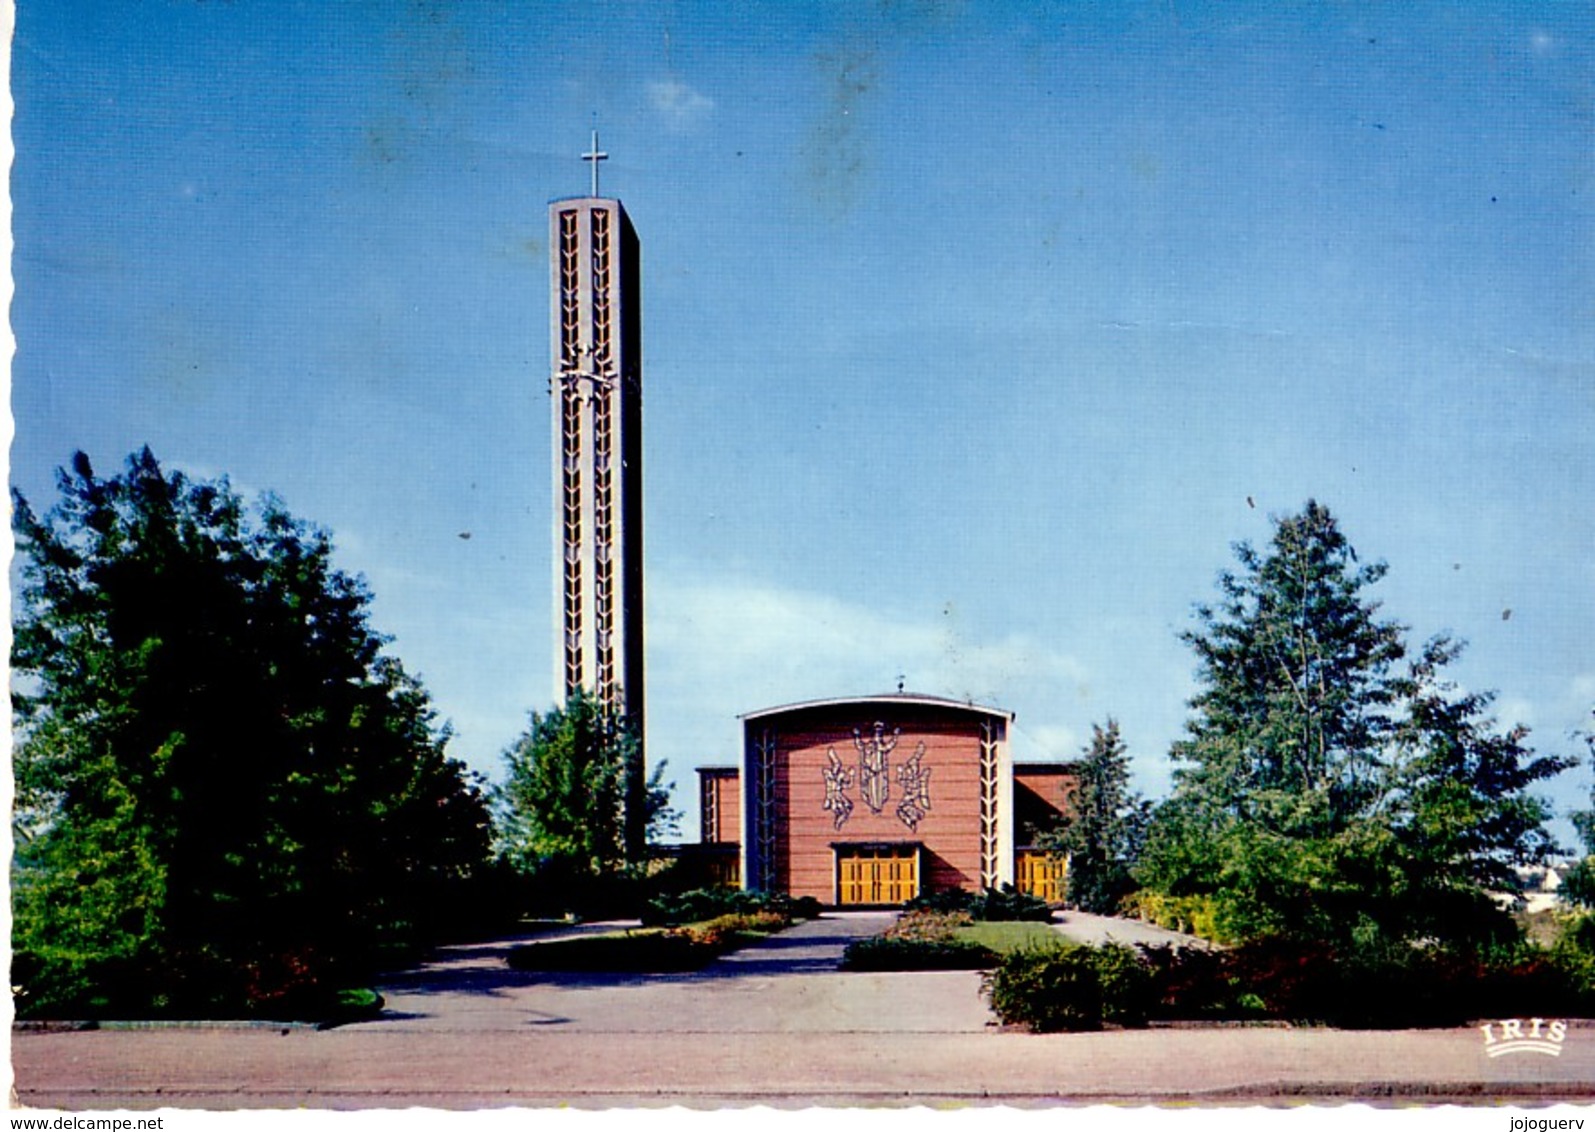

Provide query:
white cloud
left=1549, top=673, right=1595, bottom=740
left=645, top=569, right=1093, bottom=768
left=1497, top=696, right=1537, bottom=730
left=1018, top=723, right=1082, bottom=763
left=648, top=571, right=1088, bottom=716
left=643, top=569, right=1101, bottom=837
left=648, top=79, right=714, bottom=130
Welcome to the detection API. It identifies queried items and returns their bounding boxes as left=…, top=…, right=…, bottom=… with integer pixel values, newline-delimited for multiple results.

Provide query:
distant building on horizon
left=548, top=148, right=646, bottom=860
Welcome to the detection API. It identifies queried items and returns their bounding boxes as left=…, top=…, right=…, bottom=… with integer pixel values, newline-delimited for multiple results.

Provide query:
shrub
left=884, top=909, right=973, bottom=943
left=905, top=886, right=1052, bottom=923
left=984, top=946, right=1105, bottom=1032
left=1091, top=943, right=1156, bottom=1027
left=1220, top=937, right=1348, bottom=1024
left=985, top=934, right=1595, bottom=1033
left=984, top=943, right=1159, bottom=1032
left=1134, top=943, right=1236, bottom=1019
left=1121, top=890, right=1232, bottom=943
left=675, top=911, right=790, bottom=947
left=972, top=885, right=1055, bottom=922
left=1214, top=936, right=1588, bottom=1029
left=840, top=935, right=997, bottom=972
left=1133, top=935, right=1595, bottom=1029
left=905, top=888, right=978, bottom=915
left=1131, top=937, right=1444, bottom=1027
left=318, top=988, right=385, bottom=1027
left=640, top=888, right=820, bottom=928
left=1557, top=913, right=1595, bottom=961
left=508, top=904, right=800, bottom=972
left=1549, top=913, right=1595, bottom=996
left=519, top=856, right=650, bottom=920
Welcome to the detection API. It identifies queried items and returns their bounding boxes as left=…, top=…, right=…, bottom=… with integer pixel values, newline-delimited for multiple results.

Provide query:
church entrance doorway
left=834, top=843, right=921, bottom=906
left=1014, top=849, right=1067, bottom=904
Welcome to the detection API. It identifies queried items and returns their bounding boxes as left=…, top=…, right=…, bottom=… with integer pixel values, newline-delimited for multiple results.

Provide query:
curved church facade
left=696, top=695, right=1075, bottom=907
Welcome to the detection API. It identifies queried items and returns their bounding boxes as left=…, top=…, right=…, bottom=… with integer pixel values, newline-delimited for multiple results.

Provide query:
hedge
left=905, top=885, right=1053, bottom=923
left=839, top=909, right=1009, bottom=971
left=839, top=936, right=998, bottom=971
left=641, top=888, right=823, bottom=928
left=983, top=944, right=1149, bottom=1032
left=985, top=934, right=1595, bottom=1032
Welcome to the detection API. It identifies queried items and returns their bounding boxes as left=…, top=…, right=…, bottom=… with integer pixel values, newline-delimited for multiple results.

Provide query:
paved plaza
left=12, top=913, right=1595, bottom=1109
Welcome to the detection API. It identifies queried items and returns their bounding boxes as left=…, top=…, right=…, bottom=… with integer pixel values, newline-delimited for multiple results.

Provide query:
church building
left=547, top=148, right=1074, bottom=906
left=548, top=135, right=647, bottom=861
left=696, top=695, right=1075, bottom=907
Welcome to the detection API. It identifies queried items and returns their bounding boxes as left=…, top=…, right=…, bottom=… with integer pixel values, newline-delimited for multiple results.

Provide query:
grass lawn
left=953, top=921, right=1064, bottom=954
left=841, top=916, right=1066, bottom=971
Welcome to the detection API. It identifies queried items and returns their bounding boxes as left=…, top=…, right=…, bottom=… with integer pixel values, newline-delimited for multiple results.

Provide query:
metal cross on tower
left=582, top=131, right=609, bottom=197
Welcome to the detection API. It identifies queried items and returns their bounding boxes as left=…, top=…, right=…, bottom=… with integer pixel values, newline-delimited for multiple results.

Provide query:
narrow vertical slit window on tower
left=549, top=186, right=645, bottom=863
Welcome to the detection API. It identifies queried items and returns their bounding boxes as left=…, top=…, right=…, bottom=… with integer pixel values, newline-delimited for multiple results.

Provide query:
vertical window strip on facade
left=588, top=210, right=618, bottom=711
left=557, top=211, right=582, bottom=369
left=700, top=773, right=719, bottom=843
left=753, top=729, right=780, bottom=891
left=979, top=721, right=1001, bottom=890
left=557, top=211, right=586, bottom=697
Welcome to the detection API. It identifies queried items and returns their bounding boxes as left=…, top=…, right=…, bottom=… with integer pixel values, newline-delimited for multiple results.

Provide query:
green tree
left=1385, top=638, right=1572, bottom=938
left=1139, top=500, right=1570, bottom=946
left=11, top=449, right=494, bottom=1017
left=1559, top=722, right=1595, bottom=910
left=496, top=690, right=677, bottom=880
left=1038, top=720, right=1149, bottom=914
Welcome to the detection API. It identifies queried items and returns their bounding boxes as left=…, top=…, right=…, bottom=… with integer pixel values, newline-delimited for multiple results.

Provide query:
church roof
left=739, top=693, right=1014, bottom=724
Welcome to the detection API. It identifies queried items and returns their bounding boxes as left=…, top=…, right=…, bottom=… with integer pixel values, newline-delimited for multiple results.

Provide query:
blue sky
left=12, top=2, right=1595, bottom=844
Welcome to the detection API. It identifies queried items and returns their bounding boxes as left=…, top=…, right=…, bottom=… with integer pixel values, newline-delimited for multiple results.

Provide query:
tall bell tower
left=549, top=134, right=646, bottom=858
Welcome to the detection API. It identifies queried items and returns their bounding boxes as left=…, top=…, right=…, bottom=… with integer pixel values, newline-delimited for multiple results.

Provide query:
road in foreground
left=13, top=914, right=1595, bottom=1109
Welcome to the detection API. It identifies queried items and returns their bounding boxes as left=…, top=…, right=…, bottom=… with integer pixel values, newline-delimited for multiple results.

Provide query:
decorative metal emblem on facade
left=822, top=723, right=931, bottom=832
left=895, top=746, right=932, bottom=832
left=822, top=749, right=856, bottom=831
left=855, top=722, right=897, bottom=814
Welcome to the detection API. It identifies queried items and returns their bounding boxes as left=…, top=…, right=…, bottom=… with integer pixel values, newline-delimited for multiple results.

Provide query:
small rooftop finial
left=582, top=130, right=609, bottom=197
left=897, top=675, right=906, bottom=694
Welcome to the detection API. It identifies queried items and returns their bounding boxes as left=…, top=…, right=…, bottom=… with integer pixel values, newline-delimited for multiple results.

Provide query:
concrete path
left=360, top=911, right=991, bottom=1035
left=13, top=913, right=1595, bottom=1109
left=1051, top=910, right=1214, bottom=949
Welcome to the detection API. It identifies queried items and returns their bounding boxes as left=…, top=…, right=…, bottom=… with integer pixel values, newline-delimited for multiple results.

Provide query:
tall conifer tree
left=1139, top=501, right=1569, bottom=946
left=1044, top=720, right=1149, bottom=914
